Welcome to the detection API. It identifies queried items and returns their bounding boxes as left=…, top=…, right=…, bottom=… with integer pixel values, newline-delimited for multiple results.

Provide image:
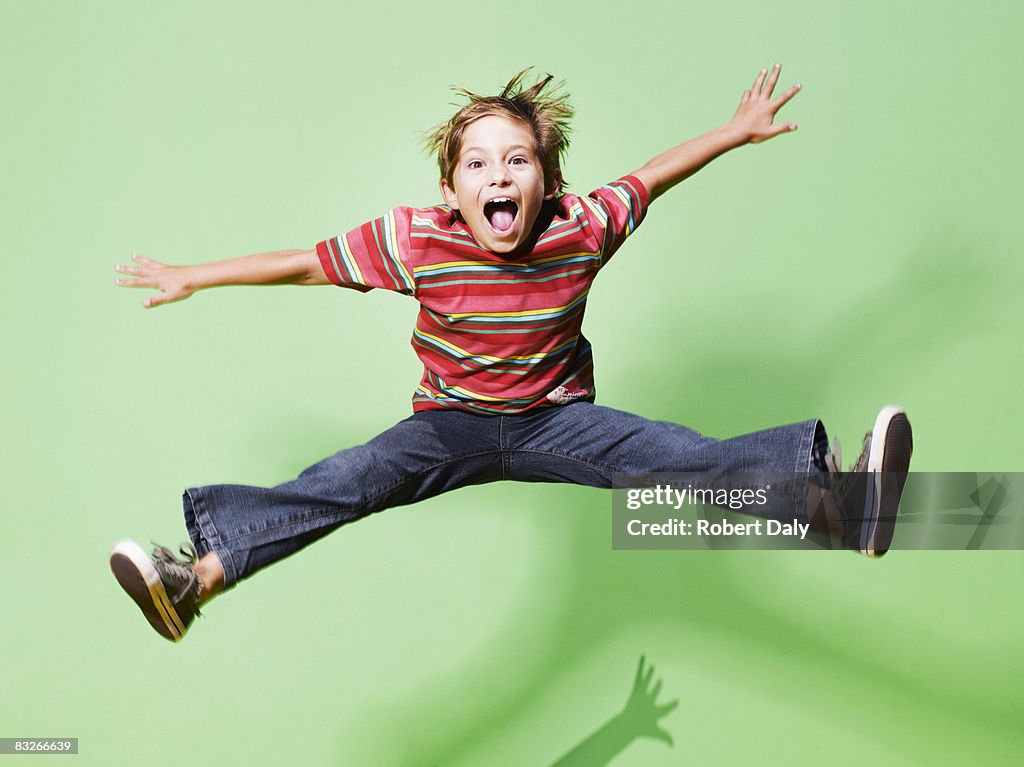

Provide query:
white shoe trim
left=111, top=540, right=185, bottom=640
left=867, top=405, right=906, bottom=473
left=864, top=405, right=909, bottom=557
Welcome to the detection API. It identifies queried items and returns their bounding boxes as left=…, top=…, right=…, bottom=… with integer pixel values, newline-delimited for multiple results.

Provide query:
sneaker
left=830, top=406, right=914, bottom=557
left=110, top=540, right=203, bottom=641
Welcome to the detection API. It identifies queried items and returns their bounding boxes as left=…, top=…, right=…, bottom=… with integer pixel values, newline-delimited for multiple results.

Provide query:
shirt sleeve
left=315, top=207, right=417, bottom=295
left=580, top=175, right=650, bottom=267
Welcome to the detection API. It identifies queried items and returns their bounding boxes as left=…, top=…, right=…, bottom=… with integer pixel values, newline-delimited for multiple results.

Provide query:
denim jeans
left=183, top=403, right=824, bottom=587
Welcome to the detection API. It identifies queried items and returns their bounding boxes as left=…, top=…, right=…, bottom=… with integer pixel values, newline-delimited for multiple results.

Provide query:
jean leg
left=183, top=410, right=502, bottom=587
left=505, top=402, right=824, bottom=523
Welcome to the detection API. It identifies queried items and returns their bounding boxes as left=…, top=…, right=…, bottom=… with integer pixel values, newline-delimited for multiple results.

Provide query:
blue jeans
left=183, top=403, right=824, bottom=587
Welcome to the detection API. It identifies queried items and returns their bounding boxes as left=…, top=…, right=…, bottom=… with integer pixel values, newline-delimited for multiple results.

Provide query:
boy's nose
left=489, top=166, right=511, bottom=185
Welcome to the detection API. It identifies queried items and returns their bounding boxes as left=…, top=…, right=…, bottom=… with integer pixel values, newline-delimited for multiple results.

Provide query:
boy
left=110, top=66, right=913, bottom=642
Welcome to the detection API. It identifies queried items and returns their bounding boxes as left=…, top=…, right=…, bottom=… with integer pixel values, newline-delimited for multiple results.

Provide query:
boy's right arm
left=115, top=248, right=330, bottom=308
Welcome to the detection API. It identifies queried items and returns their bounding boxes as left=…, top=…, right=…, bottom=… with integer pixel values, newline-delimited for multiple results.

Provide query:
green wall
left=3, top=1, right=1021, bottom=764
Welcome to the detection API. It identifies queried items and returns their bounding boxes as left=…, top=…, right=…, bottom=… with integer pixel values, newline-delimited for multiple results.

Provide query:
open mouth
left=484, top=198, right=519, bottom=234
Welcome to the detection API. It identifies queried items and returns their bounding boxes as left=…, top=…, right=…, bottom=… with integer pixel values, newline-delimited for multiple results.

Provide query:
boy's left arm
left=632, top=64, right=801, bottom=202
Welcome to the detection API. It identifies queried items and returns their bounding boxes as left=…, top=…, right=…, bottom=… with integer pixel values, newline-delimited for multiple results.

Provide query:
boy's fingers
left=767, top=123, right=798, bottom=140
left=750, top=122, right=797, bottom=144
left=131, top=253, right=162, bottom=267
left=771, top=83, right=802, bottom=111
left=751, top=68, right=767, bottom=95
left=142, top=292, right=172, bottom=308
left=116, top=277, right=156, bottom=288
left=763, top=63, right=782, bottom=97
left=144, top=289, right=192, bottom=308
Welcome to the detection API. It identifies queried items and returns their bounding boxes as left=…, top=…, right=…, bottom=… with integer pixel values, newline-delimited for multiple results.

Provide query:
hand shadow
left=548, top=655, right=679, bottom=767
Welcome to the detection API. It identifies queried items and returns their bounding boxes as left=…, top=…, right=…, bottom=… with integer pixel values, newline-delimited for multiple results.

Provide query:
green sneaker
left=110, top=540, right=203, bottom=641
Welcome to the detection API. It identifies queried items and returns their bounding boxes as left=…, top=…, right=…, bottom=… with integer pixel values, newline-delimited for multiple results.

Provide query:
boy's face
left=440, top=115, right=558, bottom=254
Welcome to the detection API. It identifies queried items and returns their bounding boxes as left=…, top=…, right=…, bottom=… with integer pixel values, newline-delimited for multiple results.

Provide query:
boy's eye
left=467, top=160, right=483, bottom=169
left=510, top=156, right=527, bottom=165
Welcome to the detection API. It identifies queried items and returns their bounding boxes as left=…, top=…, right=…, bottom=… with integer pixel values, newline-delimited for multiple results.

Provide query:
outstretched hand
left=730, top=63, right=801, bottom=144
left=115, top=253, right=194, bottom=308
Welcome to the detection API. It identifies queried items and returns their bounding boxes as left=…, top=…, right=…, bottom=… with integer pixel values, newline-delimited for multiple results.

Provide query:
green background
left=3, top=0, right=1022, bottom=764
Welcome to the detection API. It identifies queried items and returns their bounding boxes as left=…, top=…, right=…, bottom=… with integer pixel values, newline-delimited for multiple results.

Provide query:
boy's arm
left=632, top=64, right=801, bottom=202
left=115, top=248, right=329, bottom=308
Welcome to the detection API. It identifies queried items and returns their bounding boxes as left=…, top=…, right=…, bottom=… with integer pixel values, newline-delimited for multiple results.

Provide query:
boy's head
left=426, top=69, right=573, bottom=253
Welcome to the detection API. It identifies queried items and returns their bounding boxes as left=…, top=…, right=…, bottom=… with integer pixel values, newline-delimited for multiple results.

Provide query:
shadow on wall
left=548, top=655, right=678, bottom=767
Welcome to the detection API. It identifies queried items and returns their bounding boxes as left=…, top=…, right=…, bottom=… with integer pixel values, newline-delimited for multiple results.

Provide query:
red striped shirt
left=316, top=176, right=649, bottom=413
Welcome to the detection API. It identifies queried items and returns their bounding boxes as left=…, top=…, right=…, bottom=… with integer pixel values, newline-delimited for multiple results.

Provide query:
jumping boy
left=110, top=66, right=913, bottom=642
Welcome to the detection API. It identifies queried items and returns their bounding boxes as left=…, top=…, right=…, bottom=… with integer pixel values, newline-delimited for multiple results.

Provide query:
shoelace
left=824, top=437, right=843, bottom=475
left=832, top=434, right=875, bottom=543
left=153, top=542, right=199, bottom=567
left=151, top=542, right=203, bottom=616
left=847, top=434, right=872, bottom=475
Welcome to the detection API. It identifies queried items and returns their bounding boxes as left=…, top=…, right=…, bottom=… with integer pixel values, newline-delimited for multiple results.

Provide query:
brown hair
left=425, top=69, right=574, bottom=192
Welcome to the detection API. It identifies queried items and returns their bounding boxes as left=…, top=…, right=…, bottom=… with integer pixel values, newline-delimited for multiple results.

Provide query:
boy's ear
left=439, top=178, right=459, bottom=210
left=544, top=170, right=563, bottom=200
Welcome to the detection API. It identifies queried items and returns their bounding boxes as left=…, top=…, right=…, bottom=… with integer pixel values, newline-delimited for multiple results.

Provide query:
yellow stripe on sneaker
left=149, top=577, right=184, bottom=640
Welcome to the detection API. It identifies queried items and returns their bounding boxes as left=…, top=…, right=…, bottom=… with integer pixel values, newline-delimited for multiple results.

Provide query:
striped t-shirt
left=316, top=175, right=648, bottom=414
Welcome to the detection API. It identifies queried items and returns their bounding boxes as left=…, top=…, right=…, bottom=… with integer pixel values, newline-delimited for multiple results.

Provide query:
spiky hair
left=425, top=68, right=574, bottom=192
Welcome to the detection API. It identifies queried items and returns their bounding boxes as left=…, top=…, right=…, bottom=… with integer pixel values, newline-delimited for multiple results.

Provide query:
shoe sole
left=109, top=540, right=187, bottom=641
left=862, top=406, right=914, bottom=557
